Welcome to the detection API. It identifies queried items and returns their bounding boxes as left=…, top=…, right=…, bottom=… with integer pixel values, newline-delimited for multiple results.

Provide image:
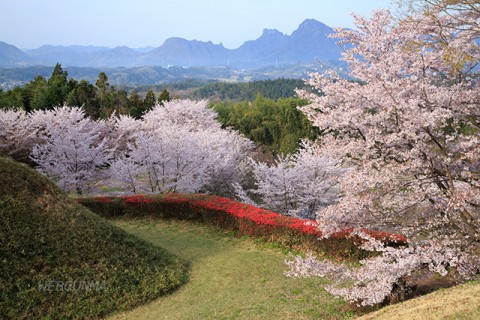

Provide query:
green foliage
left=15, top=64, right=75, bottom=112
left=0, top=65, right=172, bottom=119
left=0, top=87, right=24, bottom=110
left=442, top=117, right=480, bottom=137
left=66, top=80, right=100, bottom=118
left=128, top=91, right=143, bottom=119
left=157, top=89, right=171, bottom=105
left=143, top=90, right=156, bottom=111
left=193, top=78, right=307, bottom=101
left=211, top=95, right=320, bottom=155
left=0, top=158, right=187, bottom=319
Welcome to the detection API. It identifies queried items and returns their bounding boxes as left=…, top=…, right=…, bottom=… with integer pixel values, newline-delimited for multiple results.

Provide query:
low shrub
left=78, top=194, right=407, bottom=260
left=0, top=158, right=187, bottom=319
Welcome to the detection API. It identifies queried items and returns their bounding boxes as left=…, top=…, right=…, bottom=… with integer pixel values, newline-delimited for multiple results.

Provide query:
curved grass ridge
left=0, top=158, right=187, bottom=319
left=78, top=194, right=407, bottom=259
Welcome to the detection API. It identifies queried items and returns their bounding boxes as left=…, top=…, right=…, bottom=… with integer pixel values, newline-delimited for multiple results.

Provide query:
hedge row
left=78, top=194, right=407, bottom=260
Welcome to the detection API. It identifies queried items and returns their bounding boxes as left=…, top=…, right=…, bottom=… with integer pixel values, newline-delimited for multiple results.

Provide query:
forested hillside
left=211, top=96, right=319, bottom=155
left=192, top=78, right=306, bottom=101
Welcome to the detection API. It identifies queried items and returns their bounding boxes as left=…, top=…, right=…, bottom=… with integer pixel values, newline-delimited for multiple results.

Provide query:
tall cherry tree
left=297, top=9, right=479, bottom=238
left=235, top=140, right=343, bottom=219
left=30, top=106, right=112, bottom=194
left=0, top=109, right=34, bottom=162
left=108, top=100, right=252, bottom=195
left=289, top=3, right=479, bottom=306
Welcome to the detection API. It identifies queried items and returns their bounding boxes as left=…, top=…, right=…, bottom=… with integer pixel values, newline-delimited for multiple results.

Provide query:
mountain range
left=0, top=19, right=343, bottom=69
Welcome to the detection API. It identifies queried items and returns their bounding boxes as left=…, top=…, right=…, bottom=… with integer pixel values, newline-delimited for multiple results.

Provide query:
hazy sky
left=1, top=0, right=393, bottom=49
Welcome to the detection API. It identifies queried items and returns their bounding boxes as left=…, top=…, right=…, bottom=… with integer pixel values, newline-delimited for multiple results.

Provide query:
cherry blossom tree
left=30, top=106, right=113, bottom=194
left=108, top=100, right=253, bottom=195
left=3, top=101, right=252, bottom=196
left=298, top=8, right=480, bottom=240
left=402, top=0, right=480, bottom=36
left=286, top=236, right=475, bottom=306
left=235, top=140, right=344, bottom=219
left=0, top=109, right=34, bottom=162
left=288, top=3, right=479, bottom=306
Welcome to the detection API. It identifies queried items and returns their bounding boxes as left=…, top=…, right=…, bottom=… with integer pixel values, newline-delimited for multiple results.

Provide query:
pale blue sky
left=1, top=0, right=393, bottom=49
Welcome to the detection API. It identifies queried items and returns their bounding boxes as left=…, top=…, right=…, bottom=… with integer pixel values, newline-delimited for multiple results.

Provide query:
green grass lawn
left=107, top=218, right=358, bottom=320
left=357, top=280, right=480, bottom=320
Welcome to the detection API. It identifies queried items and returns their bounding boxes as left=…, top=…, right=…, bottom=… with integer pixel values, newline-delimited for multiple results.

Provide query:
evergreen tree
left=128, top=91, right=143, bottom=119
left=158, top=89, right=171, bottom=105
left=95, top=72, right=113, bottom=117
left=27, top=75, right=48, bottom=110
left=45, top=63, right=69, bottom=107
left=66, top=80, right=101, bottom=119
left=143, top=90, right=156, bottom=111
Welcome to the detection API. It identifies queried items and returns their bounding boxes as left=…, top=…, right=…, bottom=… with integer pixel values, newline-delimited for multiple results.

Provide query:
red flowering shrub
left=78, top=194, right=407, bottom=259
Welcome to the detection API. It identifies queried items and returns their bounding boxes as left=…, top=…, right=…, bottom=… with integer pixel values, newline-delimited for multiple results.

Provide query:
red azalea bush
left=78, top=194, right=407, bottom=259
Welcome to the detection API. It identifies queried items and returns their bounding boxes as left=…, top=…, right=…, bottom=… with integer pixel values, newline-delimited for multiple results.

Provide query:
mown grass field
left=107, top=218, right=359, bottom=320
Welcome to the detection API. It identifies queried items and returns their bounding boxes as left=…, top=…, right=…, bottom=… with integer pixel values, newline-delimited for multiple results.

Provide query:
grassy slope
left=105, top=212, right=480, bottom=320
left=357, top=280, right=480, bottom=320
left=0, top=158, right=187, bottom=319
left=108, top=218, right=357, bottom=320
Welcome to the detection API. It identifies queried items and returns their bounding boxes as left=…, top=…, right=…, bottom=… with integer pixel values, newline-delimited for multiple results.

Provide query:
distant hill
left=0, top=41, right=31, bottom=66
left=1, top=19, right=344, bottom=69
left=285, top=19, right=341, bottom=62
left=142, top=38, right=229, bottom=67
left=232, top=29, right=289, bottom=68
left=142, top=19, right=342, bottom=68
left=25, top=45, right=141, bottom=67
left=231, top=19, right=341, bottom=68
left=132, top=46, right=155, bottom=53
